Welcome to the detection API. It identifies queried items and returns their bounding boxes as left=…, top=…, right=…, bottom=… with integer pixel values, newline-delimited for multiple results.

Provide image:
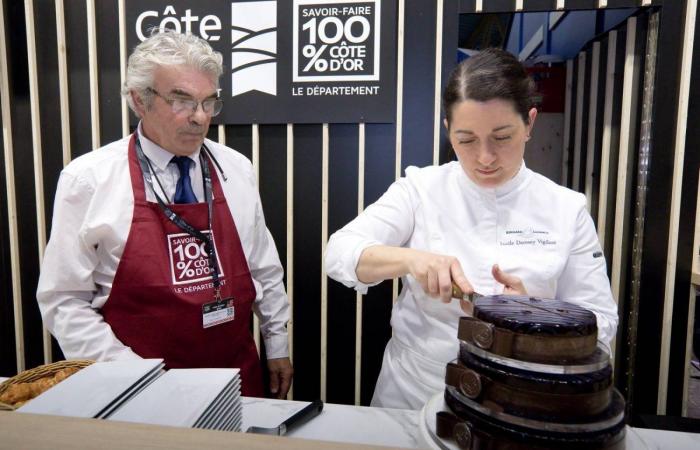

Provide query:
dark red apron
left=102, top=134, right=263, bottom=396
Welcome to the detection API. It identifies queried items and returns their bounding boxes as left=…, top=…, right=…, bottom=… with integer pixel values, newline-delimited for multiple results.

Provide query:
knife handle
left=280, top=399, right=324, bottom=434
left=451, top=284, right=483, bottom=303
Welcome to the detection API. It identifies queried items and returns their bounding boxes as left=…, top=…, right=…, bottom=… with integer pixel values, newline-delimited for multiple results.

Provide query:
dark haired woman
left=325, top=48, right=617, bottom=410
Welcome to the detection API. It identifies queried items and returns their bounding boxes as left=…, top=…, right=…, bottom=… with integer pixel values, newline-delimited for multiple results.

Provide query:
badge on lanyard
left=202, top=297, right=235, bottom=328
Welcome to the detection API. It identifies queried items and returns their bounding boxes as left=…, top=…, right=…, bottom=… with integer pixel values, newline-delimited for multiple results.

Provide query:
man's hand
left=492, top=264, right=527, bottom=295
left=267, top=357, right=293, bottom=399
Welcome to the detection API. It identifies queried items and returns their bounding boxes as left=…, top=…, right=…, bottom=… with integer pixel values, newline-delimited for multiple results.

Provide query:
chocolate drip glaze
left=473, top=295, right=598, bottom=336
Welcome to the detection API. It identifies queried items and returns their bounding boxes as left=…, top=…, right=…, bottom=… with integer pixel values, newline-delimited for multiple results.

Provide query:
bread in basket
left=0, top=359, right=93, bottom=411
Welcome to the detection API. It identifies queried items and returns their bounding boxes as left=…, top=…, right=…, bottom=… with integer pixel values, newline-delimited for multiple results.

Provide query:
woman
left=324, top=48, right=618, bottom=410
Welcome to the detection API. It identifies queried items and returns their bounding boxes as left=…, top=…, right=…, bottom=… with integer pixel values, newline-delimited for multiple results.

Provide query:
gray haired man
left=37, top=30, right=293, bottom=398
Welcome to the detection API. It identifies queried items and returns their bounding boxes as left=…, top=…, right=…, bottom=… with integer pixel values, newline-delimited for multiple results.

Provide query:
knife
left=246, top=399, right=324, bottom=435
left=451, top=284, right=481, bottom=315
left=451, top=284, right=483, bottom=303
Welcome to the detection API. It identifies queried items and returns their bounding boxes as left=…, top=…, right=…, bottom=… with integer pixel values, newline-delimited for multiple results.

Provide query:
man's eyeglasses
left=146, top=88, right=224, bottom=117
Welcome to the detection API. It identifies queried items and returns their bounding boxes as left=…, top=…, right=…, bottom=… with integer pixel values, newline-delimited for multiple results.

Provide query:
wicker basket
left=0, top=359, right=94, bottom=411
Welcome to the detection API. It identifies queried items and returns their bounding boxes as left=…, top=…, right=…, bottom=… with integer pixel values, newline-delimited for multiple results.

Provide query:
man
left=36, top=30, right=292, bottom=398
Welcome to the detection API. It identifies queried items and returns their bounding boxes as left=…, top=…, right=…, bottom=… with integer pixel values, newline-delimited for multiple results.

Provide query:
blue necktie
left=172, top=156, right=197, bottom=204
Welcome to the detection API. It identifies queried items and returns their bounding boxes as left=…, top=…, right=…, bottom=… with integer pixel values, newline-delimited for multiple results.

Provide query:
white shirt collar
left=137, top=122, right=200, bottom=171
left=458, top=160, right=531, bottom=198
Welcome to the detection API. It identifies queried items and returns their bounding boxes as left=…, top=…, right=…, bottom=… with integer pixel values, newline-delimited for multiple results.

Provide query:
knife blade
left=451, top=283, right=483, bottom=303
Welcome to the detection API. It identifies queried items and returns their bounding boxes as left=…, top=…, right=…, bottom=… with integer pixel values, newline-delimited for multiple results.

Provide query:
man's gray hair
left=121, top=29, right=223, bottom=116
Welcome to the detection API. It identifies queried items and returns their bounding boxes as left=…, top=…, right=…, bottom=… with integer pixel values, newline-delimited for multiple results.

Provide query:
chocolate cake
left=436, top=295, right=626, bottom=449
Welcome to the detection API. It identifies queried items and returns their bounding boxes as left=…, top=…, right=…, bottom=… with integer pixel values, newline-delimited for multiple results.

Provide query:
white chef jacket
left=37, top=126, right=290, bottom=361
left=325, top=161, right=618, bottom=410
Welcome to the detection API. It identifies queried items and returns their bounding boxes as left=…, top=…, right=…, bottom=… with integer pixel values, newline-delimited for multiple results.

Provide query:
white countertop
left=628, top=427, right=700, bottom=449
left=242, top=395, right=700, bottom=450
left=2, top=381, right=698, bottom=449
left=242, top=396, right=422, bottom=448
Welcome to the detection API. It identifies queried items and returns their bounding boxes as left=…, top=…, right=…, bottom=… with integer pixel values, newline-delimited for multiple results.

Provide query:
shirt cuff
left=264, top=334, right=289, bottom=359
left=348, top=240, right=384, bottom=294
left=111, top=346, right=143, bottom=361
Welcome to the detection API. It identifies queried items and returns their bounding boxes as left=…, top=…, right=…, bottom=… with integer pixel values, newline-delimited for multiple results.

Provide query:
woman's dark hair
left=443, top=48, right=536, bottom=125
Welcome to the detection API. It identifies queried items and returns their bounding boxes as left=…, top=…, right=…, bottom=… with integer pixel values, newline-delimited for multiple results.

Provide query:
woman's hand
left=406, top=250, right=473, bottom=303
left=491, top=264, right=527, bottom=295
left=355, top=246, right=473, bottom=307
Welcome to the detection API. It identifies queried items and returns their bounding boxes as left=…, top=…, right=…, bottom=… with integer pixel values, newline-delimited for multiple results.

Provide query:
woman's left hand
left=491, top=264, right=527, bottom=295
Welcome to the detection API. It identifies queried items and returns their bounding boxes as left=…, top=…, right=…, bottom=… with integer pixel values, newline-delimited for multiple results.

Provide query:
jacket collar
left=457, top=160, right=531, bottom=198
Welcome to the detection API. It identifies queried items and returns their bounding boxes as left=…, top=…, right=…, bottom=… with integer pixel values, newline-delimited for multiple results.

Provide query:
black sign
left=125, top=0, right=397, bottom=124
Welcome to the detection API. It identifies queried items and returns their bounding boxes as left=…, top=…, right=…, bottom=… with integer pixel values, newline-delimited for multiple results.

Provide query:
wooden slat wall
left=683, top=169, right=700, bottom=415
left=596, top=29, right=620, bottom=266
left=22, top=0, right=51, bottom=365
left=0, top=0, right=25, bottom=373
left=657, top=0, right=697, bottom=414
left=1, top=0, right=698, bottom=417
left=551, top=2, right=698, bottom=416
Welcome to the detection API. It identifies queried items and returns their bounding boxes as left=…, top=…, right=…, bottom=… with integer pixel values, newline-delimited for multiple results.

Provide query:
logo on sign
left=231, top=1, right=277, bottom=96
left=135, top=5, right=223, bottom=42
left=167, top=231, right=223, bottom=285
left=293, top=0, right=380, bottom=82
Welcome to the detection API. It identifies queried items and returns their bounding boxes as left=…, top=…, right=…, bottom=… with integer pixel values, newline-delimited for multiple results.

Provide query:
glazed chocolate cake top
left=473, top=295, right=597, bottom=336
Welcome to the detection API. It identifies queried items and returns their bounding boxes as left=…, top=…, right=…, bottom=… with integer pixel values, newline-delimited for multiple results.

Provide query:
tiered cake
left=436, top=295, right=626, bottom=449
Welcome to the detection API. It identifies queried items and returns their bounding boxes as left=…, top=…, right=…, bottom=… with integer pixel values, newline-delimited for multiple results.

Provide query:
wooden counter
left=0, top=412, right=399, bottom=450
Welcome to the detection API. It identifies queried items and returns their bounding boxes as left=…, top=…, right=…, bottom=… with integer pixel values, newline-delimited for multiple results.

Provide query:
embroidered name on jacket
left=500, top=227, right=557, bottom=246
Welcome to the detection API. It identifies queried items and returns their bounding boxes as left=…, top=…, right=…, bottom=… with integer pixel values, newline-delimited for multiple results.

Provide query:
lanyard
left=134, top=133, right=223, bottom=300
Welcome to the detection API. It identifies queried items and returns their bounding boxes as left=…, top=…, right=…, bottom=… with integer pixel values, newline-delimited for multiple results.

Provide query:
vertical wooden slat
left=320, top=123, right=329, bottom=402
left=658, top=0, right=697, bottom=414
left=682, top=169, right=700, bottom=416
left=355, top=123, right=365, bottom=406
left=56, top=0, right=72, bottom=165
left=562, top=59, right=573, bottom=186
left=118, top=0, right=128, bottom=137
left=86, top=0, right=100, bottom=149
left=610, top=18, right=638, bottom=364
left=682, top=287, right=698, bottom=416
left=286, top=123, right=294, bottom=400
left=572, top=52, right=586, bottom=193
left=627, top=11, right=659, bottom=405
left=585, top=43, right=600, bottom=210
left=395, top=0, right=405, bottom=182
left=24, top=0, right=51, bottom=364
left=432, top=0, right=444, bottom=166
left=0, top=0, right=25, bottom=373
left=597, top=31, right=618, bottom=247
left=251, top=124, right=260, bottom=354
left=392, top=0, right=405, bottom=306
left=252, top=124, right=260, bottom=182
left=392, top=280, right=399, bottom=306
